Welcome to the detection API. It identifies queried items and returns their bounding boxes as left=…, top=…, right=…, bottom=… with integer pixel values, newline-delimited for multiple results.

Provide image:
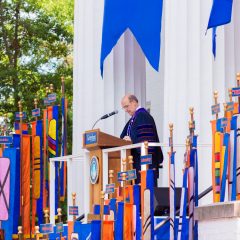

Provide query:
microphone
left=92, top=110, right=118, bottom=129
left=100, top=110, right=118, bottom=120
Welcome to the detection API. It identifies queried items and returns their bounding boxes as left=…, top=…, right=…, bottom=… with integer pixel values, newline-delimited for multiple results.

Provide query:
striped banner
left=220, top=133, right=230, bottom=202
left=188, top=166, right=194, bottom=240
left=169, top=152, right=176, bottom=240
left=177, top=166, right=188, bottom=240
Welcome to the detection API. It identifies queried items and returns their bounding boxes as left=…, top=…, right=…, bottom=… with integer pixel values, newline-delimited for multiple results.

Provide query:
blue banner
left=100, top=0, right=163, bottom=76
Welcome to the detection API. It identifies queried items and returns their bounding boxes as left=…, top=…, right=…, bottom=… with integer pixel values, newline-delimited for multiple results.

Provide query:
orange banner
left=22, top=135, right=31, bottom=234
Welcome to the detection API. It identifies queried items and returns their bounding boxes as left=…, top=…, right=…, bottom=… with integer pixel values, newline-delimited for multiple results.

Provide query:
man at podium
left=120, top=94, right=164, bottom=186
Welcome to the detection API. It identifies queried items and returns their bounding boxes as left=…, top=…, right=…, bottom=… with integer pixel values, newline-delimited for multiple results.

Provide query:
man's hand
left=123, top=136, right=131, bottom=141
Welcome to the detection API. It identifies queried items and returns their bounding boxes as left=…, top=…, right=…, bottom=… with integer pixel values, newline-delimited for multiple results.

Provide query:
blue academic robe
left=120, top=108, right=163, bottom=185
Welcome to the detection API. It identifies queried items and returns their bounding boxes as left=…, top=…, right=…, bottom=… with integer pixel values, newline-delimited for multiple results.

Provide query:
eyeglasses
left=122, top=104, right=129, bottom=110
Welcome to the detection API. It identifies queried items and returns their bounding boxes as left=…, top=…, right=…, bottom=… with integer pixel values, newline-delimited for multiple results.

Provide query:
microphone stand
left=92, top=118, right=101, bottom=130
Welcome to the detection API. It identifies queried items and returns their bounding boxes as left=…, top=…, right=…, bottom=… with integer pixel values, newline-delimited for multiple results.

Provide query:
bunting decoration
left=100, top=0, right=163, bottom=76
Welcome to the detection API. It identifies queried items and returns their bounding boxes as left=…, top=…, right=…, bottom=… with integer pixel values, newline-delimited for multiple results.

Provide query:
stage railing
left=49, top=142, right=211, bottom=224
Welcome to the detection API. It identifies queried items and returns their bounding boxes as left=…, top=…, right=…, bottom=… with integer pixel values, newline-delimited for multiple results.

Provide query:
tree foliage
left=0, top=0, right=73, bottom=129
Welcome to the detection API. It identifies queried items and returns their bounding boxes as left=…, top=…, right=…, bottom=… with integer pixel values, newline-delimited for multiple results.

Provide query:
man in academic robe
left=120, top=94, right=163, bottom=186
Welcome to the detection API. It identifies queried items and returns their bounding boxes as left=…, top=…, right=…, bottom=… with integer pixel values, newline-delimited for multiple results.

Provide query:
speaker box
left=154, top=187, right=182, bottom=216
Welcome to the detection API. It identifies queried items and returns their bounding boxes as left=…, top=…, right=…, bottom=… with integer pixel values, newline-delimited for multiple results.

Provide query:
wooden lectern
left=83, top=129, right=130, bottom=209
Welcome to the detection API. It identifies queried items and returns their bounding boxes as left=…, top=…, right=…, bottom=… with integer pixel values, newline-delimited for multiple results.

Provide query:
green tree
left=0, top=0, right=73, bottom=130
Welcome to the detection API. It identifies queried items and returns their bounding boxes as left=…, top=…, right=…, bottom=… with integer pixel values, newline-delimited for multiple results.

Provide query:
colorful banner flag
left=133, top=184, right=141, bottom=240
left=22, top=134, right=31, bottom=234
left=31, top=120, right=44, bottom=229
left=115, top=202, right=124, bottom=240
left=0, top=157, right=10, bottom=220
left=190, top=136, right=199, bottom=240
left=169, top=152, right=176, bottom=240
left=91, top=220, right=101, bottom=240
left=47, top=105, right=59, bottom=213
left=14, top=122, right=28, bottom=135
left=103, top=220, right=114, bottom=240
left=207, top=0, right=233, bottom=57
left=60, top=97, right=68, bottom=201
left=177, top=166, right=188, bottom=240
left=43, top=109, right=48, bottom=210
left=100, top=0, right=163, bottom=76
left=220, top=133, right=230, bottom=202
left=141, top=170, right=154, bottom=240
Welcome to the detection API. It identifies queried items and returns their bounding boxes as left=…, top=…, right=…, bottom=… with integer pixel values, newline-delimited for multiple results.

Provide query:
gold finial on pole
left=34, top=98, right=38, bottom=121
left=189, top=107, right=195, bottom=138
left=35, top=226, right=40, bottom=240
left=34, top=98, right=38, bottom=108
left=229, top=88, right=233, bottom=102
left=61, top=76, right=65, bottom=95
left=72, top=192, right=76, bottom=202
left=144, top=141, right=148, bottom=155
left=228, top=88, right=234, bottom=117
left=72, top=192, right=77, bottom=222
left=46, top=87, right=49, bottom=96
left=184, top=138, right=191, bottom=168
left=109, top=170, right=114, bottom=184
left=169, top=123, right=173, bottom=153
left=57, top=208, right=63, bottom=238
left=18, top=100, right=22, bottom=112
left=237, top=73, right=240, bottom=86
left=236, top=73, right=240, bottom=111
left=43, top=209, right=50, bottom=239
left=109, top=170, right=114, bottom=199
left=189, top=107, right=194, bottom=121
left=223, top=103, right=228, bottom=133
left=213, top=91, right=219, bottom=120
left=57, top=208, right=62, bottom=222
left=2, top=113, right=7, bottom=136
left=122, top=158, right=127, bottom=172
left=44, top=209, right=50, bottom=224
left=18, top=226, right=23, bottom=240
left=49, top=84, right=54, bottom=93
left=122, top=172, right=127, bottom=202
left=223, top=103, right=227, bottom=117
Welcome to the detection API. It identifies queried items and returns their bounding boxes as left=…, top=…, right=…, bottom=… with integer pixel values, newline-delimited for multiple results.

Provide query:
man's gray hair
left=128, top=94, right=138, bottom=103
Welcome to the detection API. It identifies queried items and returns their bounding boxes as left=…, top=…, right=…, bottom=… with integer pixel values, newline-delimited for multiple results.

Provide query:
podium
left=83, top=129, right=131, bottom=209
